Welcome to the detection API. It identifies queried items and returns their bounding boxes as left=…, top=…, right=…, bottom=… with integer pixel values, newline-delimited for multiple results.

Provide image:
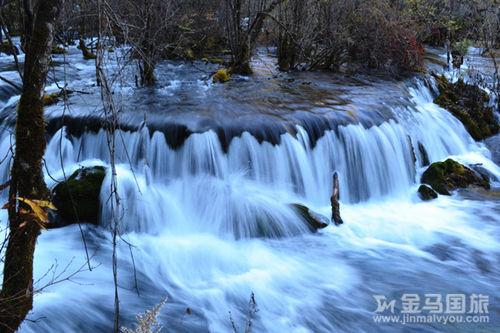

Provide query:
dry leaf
left=18, top=197, right=49, bottom=224
left=32, top=199, right=57, bottom=210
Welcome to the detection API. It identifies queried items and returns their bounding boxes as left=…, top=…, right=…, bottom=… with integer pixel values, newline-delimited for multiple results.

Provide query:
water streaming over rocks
left=0, top=44, right=499, bottom=332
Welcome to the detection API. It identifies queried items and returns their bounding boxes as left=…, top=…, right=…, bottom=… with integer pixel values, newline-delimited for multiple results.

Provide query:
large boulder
left=290, top=204, right=329, bottom=231
left=433, top=75, right=499, bottom=141
left=52, top=166, right=106, bottom=225
left=421, top=159, right=490, bottom=196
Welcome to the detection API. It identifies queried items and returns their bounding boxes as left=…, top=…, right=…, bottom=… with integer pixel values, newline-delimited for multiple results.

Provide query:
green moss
left=421, top=159, right=490, bottom=195
left=212, top=68, right=231, bottom=83
left=418, top=184, right=438, bottom=201
left=42, top=92, right=61, bottom=106
left=434, top=75, right=499, bottom=140
left=52, top=166, right=106, bottom=224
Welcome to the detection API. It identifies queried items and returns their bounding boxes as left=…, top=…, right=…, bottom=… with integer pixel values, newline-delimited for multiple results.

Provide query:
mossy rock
left=43, top=92, right=61, bottom=106
left=418, top=184, right=438, bottom=201
left=421, top=159, right=490, bottom=195
left=42, top=90, right=72, bottom=106
left=290, top=203, right=329, bottom=232
left=434, top=75, right=499, bottom=140
left=52, top=45, right=67, bottom=55
left=212, top=68, right=231, bottom=83
left=52, top=166, right=106, bottom=225
left=0, top=41, right=19, bottom=55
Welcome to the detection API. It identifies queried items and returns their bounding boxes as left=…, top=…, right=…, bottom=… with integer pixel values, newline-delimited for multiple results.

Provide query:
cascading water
left=0, top=46, right=499, bottom=332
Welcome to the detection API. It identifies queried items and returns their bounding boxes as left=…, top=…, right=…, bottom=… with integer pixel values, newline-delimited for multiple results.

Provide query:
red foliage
left=388, top=24, right=425, bottom=71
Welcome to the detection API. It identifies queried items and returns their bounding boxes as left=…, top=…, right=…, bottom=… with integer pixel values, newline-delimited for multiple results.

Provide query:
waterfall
left=0, top=78, right=485, bottom=238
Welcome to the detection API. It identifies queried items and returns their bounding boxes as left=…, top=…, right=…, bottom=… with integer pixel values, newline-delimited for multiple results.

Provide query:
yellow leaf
left=18, top=197, right=49, bottom=224
left=32, top=199, right=57, bottom=210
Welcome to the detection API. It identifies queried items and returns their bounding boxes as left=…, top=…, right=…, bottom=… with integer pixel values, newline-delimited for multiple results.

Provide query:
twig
left=0, top=75, right=21, bottom=91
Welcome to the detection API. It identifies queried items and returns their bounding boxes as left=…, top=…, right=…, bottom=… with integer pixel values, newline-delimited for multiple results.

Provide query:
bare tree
left=223, top=0, right=285, bottom=75
left=0, top=0, right=63, bottom=332
left=108, top=0, right=179, bottom=86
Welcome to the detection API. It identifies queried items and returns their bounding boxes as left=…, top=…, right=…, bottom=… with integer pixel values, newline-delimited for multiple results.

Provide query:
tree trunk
left=0, top=0, right=62, bottom=331
left=330, top=172, right=343, bottom=226
left=19, top=0, right=33, bottom=52
left=231, top=42, right=252, bottom=75
left=141, top=58, right=156, bottom=86
left=139, top=5, right=155, bottom=86
left=229, top=0, right=285, bottom=75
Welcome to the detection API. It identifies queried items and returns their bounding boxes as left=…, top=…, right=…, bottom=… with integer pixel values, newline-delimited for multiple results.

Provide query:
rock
left=52, top=166, right=106, bottom=225
left=418, top=184, right=438, bottom=201
left=433, top=75, right=499, bottom=141
left=421, top=159, right=490, bottom=195
left=43, top=92, right=62, bottom=106
left=42, top=90, right=72, bottom=106
left=290, top=203, right=329, bottom=231
left=418, top=142, right=430, bottom=166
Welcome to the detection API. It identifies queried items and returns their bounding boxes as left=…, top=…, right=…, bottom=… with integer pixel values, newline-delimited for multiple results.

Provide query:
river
left=0, top=43, right=499, bottom=332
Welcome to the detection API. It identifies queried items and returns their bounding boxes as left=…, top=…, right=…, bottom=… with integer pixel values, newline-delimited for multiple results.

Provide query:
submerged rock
left=433, top=75, right=499, bottom=141
left=470, top=163, right=498, bottom=183
left=52, top=166, right=106, bottom=225
left=421, top=159, right=490, bottom=195
left=418, top=142, right=430, bottom=166
left=290, top=204, right=329, bottom=231
left=418, top=184, right=438, bottom=201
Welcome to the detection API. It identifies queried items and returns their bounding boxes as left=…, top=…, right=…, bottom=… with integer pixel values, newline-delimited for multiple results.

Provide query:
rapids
left=0, top=42, right=499, bottom=332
